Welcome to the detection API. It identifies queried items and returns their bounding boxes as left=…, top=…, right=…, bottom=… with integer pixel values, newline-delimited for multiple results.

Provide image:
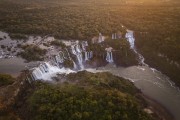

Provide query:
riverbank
left=97, top=64, right=180, bottom=120
left=141, top=94, right=174, bottom=120
left=0, top=71, right=174, bottom=120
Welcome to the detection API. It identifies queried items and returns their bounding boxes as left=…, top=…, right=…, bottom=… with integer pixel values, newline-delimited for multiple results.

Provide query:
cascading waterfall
left=77, top=53, right=83, bottom=68
left=85, top=51, right=88, bottom=61
left=105, top=47, right=113, bottom=63
left=30, top=32, right=139, bottom=81
left=59, top=51, right=65, bottom=62
left=125, top=30, right=147, bottom=66
left=65, top=48, right=77, bottom=69
left=98, top=33, right=104, bottom=43
left=55, top=52, right=64, bottom=64
left=115, top=33, right=117, bottom=39
left=90, top=51, right=93, bottom=58
left=71, top=45, right=76, bottom=55
left=76, top=44, right=81, bottom=53
left=125, top=30, right=135, bottom=49
left=84, top=51, right=93, bottom=61
left=106, top=51, right=113, bottom=63
left=32, top=68, right=42, bottom=80
left=32, top=62, right=50, bottom=80
left=71, top=43, right=84, bottom=69
left=112, top=34, right=114, bottom=39
left=81, top=41, right=88, bottom=51
left=31, top=62, right=74, bottom=80
left=112, top=33, right=117, bottom=39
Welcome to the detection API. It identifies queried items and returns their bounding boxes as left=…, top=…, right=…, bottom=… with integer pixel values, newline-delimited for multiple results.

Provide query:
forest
left=0, top=0, right=179, bottom=85
left=0, top=74, right=14, bottom=87
left=14, top=71, right=156, bottom=120
left=19, top=45, right=47, bottom=61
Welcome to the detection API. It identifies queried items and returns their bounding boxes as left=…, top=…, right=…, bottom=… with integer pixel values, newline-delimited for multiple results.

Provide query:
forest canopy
left=16, top=71, right=154, bottom=120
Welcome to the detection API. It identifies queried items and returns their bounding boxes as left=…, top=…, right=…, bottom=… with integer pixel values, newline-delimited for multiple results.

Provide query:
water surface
left=98, top=64, right=180, bottom=120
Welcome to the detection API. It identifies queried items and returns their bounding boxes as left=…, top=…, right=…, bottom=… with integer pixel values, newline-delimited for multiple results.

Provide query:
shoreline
left=141, top=94, right=174, bottom=120
left=0, top=71, right=175, bottom=120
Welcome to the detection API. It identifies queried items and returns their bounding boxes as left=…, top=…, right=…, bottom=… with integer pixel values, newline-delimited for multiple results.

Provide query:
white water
left=1, top=29, right=179, bottom=119
left=85, top=51, right=93, bottom=61
left=71, top=44, right=84, bottom=69
left=32, top=62, right=75, bottom=81
left=122, top=30, right=180, bottom=120
left=112, top=33, right=119, bottom=40
left=98, top=33, right=105, bottom=43
left=106, top=51, right=113, bottom=63
left=125, top=30, right=147, bottom=66
left=81, top=41, right=88, bottom=51
left=28, top=29, right=180, bottom=119
left=32, top=41, right=94, bottom=80
left=65, top=48, right=77, bottom=69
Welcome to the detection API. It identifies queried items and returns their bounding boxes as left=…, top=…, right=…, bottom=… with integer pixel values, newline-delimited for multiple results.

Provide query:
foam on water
left=32, top=62, right=75, bottom=81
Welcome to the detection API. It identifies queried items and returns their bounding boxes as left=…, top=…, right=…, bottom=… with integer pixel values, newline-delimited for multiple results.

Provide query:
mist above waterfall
left=32, top=62, right=75, bottom=81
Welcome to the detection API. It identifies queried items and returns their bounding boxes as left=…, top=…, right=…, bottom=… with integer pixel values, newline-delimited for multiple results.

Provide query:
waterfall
left=112, top=33, right=117, bottom=39
left=85, top=51, right=93, bottom=61
left=85, top=51, right=88, bottom=61
left=81, top=41, right=88, bottom=51
left=32, top=66, right=43, bottom=80
left=125, top=30, right=135, bottom=49
left=75, top=44, right=81, bottom=53
left=98, top=33, right=104, bottom=43
left=112, top=34, right=114, bottom=39
left=125, top=30, right=147, bottom=66
left=115, top=33, right=117, bottom=39
left=65, top=48, right=77, bottom=69
left=90, top=51, right=93, bottom=58
left=55, top=53, right=64, bottom=64
left=71, top=43, right=84, bottom=69
left=39, top=64, right=47, bottom=73
left=31, top=62, right=74, bottom=80
left=59, top=51, right=65, bottom=62
left=71, top=45, right=76, bottom=54
left=76, top=53, right=83, bottom=68
left=72, top=60, right=78, bottom=69
left=106, top=51, right=113, bottom=63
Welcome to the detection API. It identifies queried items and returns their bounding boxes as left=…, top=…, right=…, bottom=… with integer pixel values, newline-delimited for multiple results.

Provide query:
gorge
left=0, top=29, right=180, bottom=120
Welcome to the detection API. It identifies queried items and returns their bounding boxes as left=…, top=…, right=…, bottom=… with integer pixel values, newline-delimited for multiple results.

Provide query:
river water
left=0, top=57, right=38, bottom=77
left=98, top=30, right=180, bottom=120
left=0, top=57, right=28, bottom=77
left=98, top=64, right=180, bottom=120
left=0, top=30, right=180, bottom=120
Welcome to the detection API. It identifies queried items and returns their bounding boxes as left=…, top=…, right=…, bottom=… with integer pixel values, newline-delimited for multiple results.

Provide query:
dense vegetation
left=50, top=40, right=66, bottom=48
left=0, top=0, right=179, bottom=85
left=88, top=39, right=138, bottom=67
left=19, top=45, right=47, bottom=61
left=9, top=33, right=28, bottom=40
left=0, top=73, right=14, bottom=87
left=15, top=71, right=155, bottom=120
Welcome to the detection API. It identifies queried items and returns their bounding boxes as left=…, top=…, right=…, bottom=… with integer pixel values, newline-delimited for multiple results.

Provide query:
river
left=98, top=30, right=180, bottom=120
left=0, top=57, right=28, bottom=77
left=0, top=30, right=180, bottom=120
left=98, top=64, right=180, bottom=120
left=0, top=57, right=38, bottom=77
